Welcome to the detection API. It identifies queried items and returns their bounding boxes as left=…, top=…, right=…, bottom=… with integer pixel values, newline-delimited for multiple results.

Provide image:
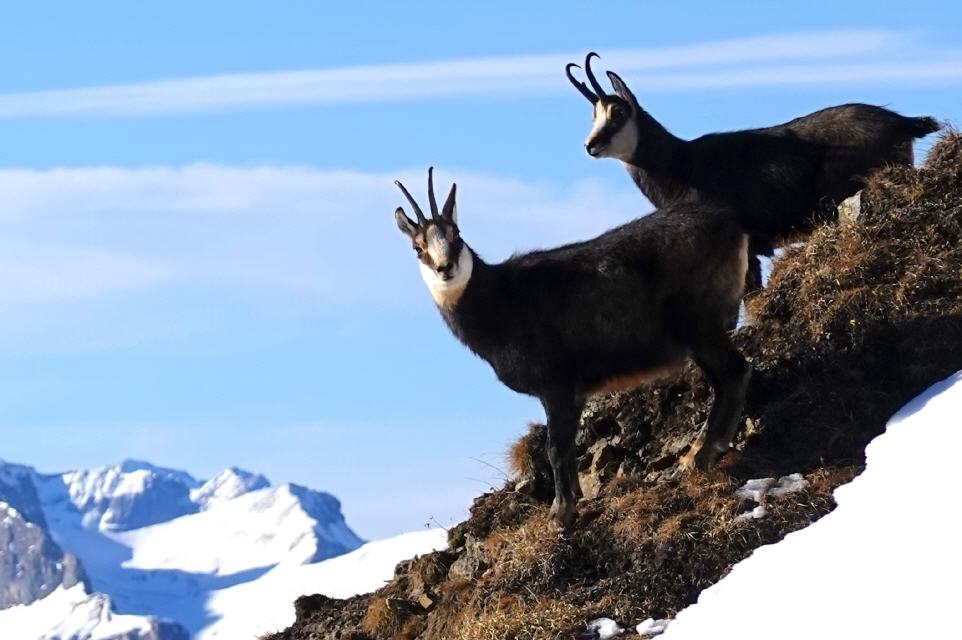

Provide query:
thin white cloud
left=635, top=59, right=962, bottom=91
left=0, top=29, right=944, bottom=119
left=0, top=163, right=640, bottom=349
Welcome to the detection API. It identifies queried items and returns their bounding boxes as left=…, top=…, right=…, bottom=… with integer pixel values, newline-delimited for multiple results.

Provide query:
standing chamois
left=393, top=168, right=751, bottom=527
left=566, top=52, right=941, bottom=291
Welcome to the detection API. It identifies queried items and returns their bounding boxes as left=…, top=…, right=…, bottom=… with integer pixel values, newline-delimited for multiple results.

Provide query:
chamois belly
left=584, top=363, right=682, bottom=399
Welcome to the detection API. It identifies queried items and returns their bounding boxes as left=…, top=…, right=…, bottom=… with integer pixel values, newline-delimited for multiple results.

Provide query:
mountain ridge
left=0, top=457, right=364, bottom=639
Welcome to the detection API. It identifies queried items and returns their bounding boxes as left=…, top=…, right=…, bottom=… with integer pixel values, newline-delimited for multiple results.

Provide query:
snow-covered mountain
left=0, top=585, right=189, bottom=640
left=0, top=459, right=420, bottom=639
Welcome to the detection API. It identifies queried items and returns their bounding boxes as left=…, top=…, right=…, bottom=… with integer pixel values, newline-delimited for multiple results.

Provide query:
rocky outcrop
left=0, top=503, right=86, bottom=610
left=0, top=463, right=88, bottom=610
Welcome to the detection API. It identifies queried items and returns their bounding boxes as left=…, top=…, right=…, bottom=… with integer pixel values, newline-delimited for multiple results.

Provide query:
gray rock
left=0, top=502, right=87, bottom=609
left=448, top=535, right=487, bottom=581
left=838, top=191, right=862, bottom=223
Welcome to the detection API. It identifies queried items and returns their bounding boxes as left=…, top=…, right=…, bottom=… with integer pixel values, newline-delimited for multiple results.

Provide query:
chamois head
left=394, top=168, right=473, bottom=308
left=566, top=52, right=641, bottom=161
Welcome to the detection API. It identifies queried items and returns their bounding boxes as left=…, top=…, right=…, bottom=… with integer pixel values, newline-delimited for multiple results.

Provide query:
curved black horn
left=565, top=63, right=597, bottom=104
left=427, top=167, right=441, bottom=222
left=584, top=52, right=606, bottom=99
left=442, top=183, right=457, bottom=221
left=395, top=179, right=426, bottom=225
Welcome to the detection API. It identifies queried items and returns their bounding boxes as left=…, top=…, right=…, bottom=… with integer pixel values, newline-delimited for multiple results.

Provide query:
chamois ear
left=442, top=183, right=458, bottom=225
left=606, top=71, right=639, bottom=109
left=395, top=207, right=418, bottom=238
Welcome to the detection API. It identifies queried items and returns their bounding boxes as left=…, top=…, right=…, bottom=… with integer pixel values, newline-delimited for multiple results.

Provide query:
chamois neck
left=622, top=107, right=689, bottom=207
left=436, top=252, right=502, bottom=354
left=628, top=107, right=684, bottom=167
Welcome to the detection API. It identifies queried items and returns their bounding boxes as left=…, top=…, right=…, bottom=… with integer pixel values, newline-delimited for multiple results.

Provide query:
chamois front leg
left=680, top=327, right=752, bottom=471
left=541, top=391, right=583, bottom=529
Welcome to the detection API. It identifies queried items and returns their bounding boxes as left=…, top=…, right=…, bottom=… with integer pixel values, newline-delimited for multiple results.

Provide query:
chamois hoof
left=550, top=497, right=577, bottom=530
left=678, top=434, right=717, bottom=472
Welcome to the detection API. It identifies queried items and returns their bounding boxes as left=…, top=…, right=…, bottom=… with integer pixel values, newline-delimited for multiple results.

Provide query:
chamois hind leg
left=725, top=254, right=763, bottom=331
left=679, top=327, right=751, bottom=471
left=541, top=391, right=583, bottom=528
left=745, top=254, right=763, bottom=296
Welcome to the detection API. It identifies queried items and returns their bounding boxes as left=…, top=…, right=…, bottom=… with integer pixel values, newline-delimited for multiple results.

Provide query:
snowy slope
left=201, top=528, right=449, bottom=639
left=116, top=483, right=361, bottom=575
left=660, top=370, right=962, bottom=640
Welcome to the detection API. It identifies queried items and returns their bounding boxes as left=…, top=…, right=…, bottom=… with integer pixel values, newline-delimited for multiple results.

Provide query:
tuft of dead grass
left=359, top=597, right=397, bottom=638
left=506, top=423, right=544, bottom=480
left=450, top=594, right=638, bottom=640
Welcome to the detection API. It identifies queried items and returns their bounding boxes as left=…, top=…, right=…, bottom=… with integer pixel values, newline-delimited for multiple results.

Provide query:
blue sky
left=1, top=1, right=961, bottom=539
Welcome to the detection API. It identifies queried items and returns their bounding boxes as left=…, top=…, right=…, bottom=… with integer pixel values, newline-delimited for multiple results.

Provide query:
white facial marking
left=606, top=117, right=639, bottom=160
left=419, top=244, right=473, bottom=308
left=585, top=102, right=608, bottom=152
left=423, top=226, right=449, bottom=269
left=586, top=103, right=639, bottom=162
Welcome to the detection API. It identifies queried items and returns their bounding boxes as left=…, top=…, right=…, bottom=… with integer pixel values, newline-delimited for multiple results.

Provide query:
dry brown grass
left=360, top=597, right=396, bottom=638
left=483, top=512, right=558, bottom=587
left=450, top=595, right=636, bottom=640
left=506, top=423, right=544, bottom=479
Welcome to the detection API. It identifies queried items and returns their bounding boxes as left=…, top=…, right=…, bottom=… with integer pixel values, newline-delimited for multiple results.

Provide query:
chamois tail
left=906, top=116, right=942, bottom=139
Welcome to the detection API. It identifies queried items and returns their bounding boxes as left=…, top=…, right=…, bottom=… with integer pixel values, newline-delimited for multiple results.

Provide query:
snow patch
left=734, top=473, right=808, bottom=519
left=636, top=618, right=671, bottom=636
left=735, top=473, right=808, bottom=502
left=584, top=617, right=626, bottom=638
left=735, top=505, right=767, bottom=521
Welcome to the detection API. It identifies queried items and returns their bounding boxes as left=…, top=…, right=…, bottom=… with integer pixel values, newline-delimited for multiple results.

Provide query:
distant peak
left=224, top=467, right=270, bottom=483
left=117, top=459, right=156, bottom=473
left=191, top=467, right=270, bottom=508
left=109, top=459, right=199, bottom=487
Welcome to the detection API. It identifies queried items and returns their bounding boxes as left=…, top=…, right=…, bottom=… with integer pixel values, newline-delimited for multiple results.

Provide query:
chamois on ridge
left=567, top=52, right=941, bottom=291
left=393, top=168, right=751, bottom=527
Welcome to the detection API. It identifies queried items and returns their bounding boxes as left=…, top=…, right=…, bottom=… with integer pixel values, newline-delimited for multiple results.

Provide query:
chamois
left=394, top=168, right=751, bottom=527
left=566, top=52, right=941, bottom=291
